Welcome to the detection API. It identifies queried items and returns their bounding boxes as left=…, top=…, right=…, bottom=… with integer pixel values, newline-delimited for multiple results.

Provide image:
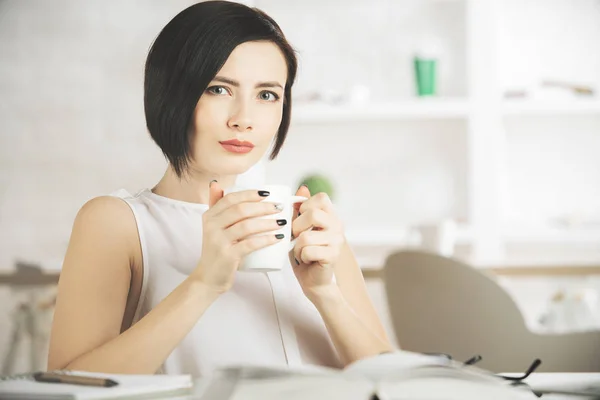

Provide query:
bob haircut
left=144, top=1, right=298, bottom=177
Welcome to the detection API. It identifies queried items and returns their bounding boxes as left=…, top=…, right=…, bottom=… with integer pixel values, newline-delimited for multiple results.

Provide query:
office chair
left=383, top=250, right=600, bottom=372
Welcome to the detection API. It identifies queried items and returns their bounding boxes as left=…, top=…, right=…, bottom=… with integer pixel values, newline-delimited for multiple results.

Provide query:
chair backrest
left=383, top=250, right=539, bottom=372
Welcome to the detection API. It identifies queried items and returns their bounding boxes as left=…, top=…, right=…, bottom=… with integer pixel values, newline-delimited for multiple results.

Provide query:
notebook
left=0, top=370, right=193, bottom=399
left=199, top=350, right=538, bottom=400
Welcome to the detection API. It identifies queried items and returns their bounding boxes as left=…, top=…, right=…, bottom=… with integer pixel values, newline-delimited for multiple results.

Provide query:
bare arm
left=333, top=241, right=392, bottom=345
left=47, top=197, right=220, bottom=374
left=290, top=188, right=393, bottom=365
left=308, top=283, right=393, bottom=367
left=64, top=278, right=219, bottom=373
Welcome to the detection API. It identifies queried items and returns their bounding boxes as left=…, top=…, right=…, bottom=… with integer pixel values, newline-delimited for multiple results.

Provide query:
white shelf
left=502, top=226, right=600, bottom=244
left=345, top=225, right=473, bottom=248
left=346, top=225, right=600, bottom=248
left=292, top=98, right=470, bottom=124
left=345, top=229, right=411, bottom=247
left=291, top=98, right=600, bottom=125
left=502, top=98, right=600, bottom=116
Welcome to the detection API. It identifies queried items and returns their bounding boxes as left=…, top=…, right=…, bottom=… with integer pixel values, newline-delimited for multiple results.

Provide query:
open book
left=199, top=351, right=537, bottom=400
left=0, top=370, right=192, bottom=399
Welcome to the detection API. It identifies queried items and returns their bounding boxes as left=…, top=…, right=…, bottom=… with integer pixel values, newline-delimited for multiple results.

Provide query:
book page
left=206, top=374, right=375, bottom=400
left=344, top=351, right=536, bottom=399
left=342, top=351, right=452, bottom=381
left=377, top=370, right=536, bottom=400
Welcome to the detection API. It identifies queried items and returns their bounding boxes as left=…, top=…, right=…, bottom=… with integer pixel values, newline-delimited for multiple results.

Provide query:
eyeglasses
left=499, top=359, right=543, bottom=398
left=423, top=353, right=543, bottom=397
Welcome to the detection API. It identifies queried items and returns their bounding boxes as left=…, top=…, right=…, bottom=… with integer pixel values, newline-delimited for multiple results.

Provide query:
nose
left=227, top=101, right=253, bottom=132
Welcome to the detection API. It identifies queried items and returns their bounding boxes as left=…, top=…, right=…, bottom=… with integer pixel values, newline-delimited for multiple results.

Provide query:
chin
left=214, top=156, right=259, bottom=175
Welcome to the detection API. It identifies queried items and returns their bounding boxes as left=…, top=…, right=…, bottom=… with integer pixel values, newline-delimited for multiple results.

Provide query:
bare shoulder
left=63, top=195, right=142, bottom=278
left=75, top=195, right=135, bottom=230
left=72, top=195, right=138, bottom=252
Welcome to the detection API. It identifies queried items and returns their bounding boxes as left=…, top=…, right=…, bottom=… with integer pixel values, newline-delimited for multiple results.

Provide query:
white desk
left=518, top=373, right=600, bottom=399
left=162, top=373, right=600, bottom=399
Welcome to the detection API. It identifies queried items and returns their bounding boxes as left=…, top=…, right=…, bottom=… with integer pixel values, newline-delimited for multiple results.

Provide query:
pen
left=33, top=372, right=119, bottom=387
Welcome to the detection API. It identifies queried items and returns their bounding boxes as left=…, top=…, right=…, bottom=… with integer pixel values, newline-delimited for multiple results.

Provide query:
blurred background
left=1, top=0, right=600, bottom=374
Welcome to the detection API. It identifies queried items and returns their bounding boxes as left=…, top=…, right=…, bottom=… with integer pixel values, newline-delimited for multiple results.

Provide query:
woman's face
left=190, top=40, right=287, bottom=176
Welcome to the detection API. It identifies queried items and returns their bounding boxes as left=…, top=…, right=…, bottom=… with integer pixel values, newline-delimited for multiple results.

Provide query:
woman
left=48, top=0, right=392, bottom=377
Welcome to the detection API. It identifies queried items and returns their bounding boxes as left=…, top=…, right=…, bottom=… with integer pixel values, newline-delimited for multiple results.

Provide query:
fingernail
left=274, top=203, right=284, bottom=211
left=275, top=234, right=284, bottom=239
left=276, top=219, right=287, bottom=226
left=210, top=179, right=218, bottom=186
left=294, top=258, right=300, bottom=265
left=258, top=190, right=270, bottom=197
left=299, top=183, right=308, bottom=190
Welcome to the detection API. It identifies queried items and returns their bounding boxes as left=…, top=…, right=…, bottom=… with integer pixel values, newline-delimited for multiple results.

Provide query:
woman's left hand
left=289, top=185, right=345, bottom=300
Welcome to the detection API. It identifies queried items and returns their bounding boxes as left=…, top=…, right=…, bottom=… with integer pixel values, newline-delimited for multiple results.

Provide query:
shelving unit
left=502, top=98, right=600, bottom=116
left=292, top=98, right=470, bottom=124
left=292, top=98, right=600, bottom=124
left=345, top=225, right=473, bottom=247
left=346, top=224, right=600, bottom=247
left=503, top=226, right=600, bottom=245
left=255, top=0, right=600, bottom=267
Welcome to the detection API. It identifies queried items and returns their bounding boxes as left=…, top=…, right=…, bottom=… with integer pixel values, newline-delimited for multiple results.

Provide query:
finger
left=208, top=180, right=223, bottom=208
left=292, top=184, right=311, bottom=221
left=292, top=208, right=333, bottom=238
left=292, top=230, right=331, bottom=262
left=225, top=217, right=287, bottom=242
left=298, top=192, right=333, bottom=215
left=232, top=233, right=285, bottom=258
left=218, top=202, right=283, bottom=229
left=210, top=188, right=273, bottom=216
left=299, top=245, right=337, bottom=266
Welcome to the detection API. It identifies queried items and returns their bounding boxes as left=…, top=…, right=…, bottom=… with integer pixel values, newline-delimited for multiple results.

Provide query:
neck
left=152, top=165, right=238, bottom=205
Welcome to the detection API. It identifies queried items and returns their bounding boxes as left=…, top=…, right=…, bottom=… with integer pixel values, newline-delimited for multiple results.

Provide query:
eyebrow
left=212, top=76, right=283, bottom=90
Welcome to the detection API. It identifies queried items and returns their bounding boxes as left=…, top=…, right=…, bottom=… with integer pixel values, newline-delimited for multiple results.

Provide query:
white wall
left=268, top=121, right=469, bottom=230
left=256, top=0, right=467, bottom=99
left=497, top=0, right=600, bottom=226
left=505, top=115, right=600, bottom=225
left=0, top=1, right=190, bottom=269
left=496, top=0, right=600, bottom=94
left=257, top=0, right=469, bottom=231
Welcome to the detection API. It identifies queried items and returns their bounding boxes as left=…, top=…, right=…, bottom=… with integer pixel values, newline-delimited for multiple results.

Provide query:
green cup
left=414, top=57, right=437, bottom=96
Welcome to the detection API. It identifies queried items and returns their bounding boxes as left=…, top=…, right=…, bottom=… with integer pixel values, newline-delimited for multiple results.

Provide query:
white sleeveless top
left=111, top=188, right=341, bottom=377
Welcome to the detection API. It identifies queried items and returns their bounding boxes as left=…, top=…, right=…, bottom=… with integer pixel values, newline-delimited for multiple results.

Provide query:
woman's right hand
left=191, top=181, right=285, bottom=294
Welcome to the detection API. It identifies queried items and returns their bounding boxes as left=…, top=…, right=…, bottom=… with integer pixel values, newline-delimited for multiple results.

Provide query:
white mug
left=223, top=184, right=307, bottom=272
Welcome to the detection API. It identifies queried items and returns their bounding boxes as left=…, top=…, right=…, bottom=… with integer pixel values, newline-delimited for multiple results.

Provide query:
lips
left=219, top=139, right=255, bottom=154
left=219, top=139, right=254, bottom=148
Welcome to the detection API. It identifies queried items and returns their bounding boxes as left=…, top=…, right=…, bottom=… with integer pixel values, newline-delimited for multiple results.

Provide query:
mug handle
left=288, top=196, right=308, bottom=251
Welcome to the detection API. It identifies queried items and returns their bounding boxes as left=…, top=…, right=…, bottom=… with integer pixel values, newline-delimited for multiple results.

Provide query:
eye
left=259, top=91, right=280, bottom=102
left=206, top=86, right=229, bottom=96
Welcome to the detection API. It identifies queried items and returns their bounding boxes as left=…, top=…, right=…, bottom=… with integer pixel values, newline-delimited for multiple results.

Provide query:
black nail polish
left=276, top=219, right=287, bottom=226
left=295, top=258, right=300, bottom=265
left=275, top=233, right=284, bottom=239
left=258, top=190, right=270, bottom=197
